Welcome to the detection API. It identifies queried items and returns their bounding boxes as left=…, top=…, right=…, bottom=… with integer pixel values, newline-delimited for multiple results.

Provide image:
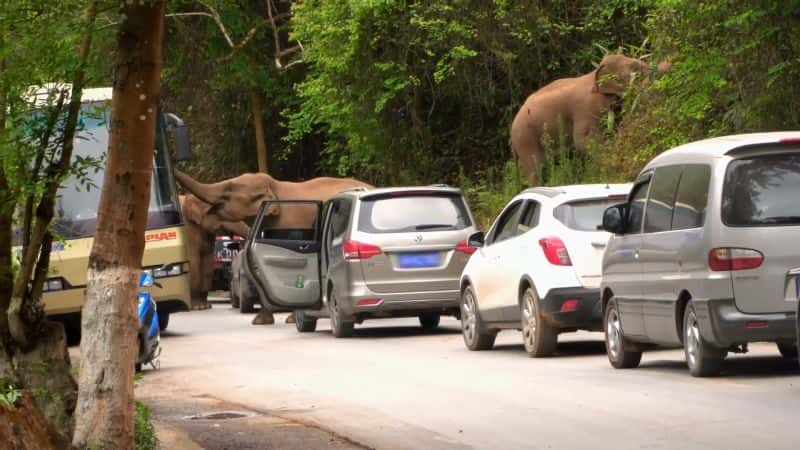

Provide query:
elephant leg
left=572, top=118, right=601, bottom=153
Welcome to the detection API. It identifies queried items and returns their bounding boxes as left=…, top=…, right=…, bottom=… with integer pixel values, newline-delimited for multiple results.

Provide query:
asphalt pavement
left=133, top=299, right=799, bottom=450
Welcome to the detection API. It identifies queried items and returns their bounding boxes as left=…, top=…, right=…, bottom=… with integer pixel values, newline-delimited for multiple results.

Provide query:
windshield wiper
left=757, top=216, right=800, bottom=224
left=415, top=224, right=454, bottom=230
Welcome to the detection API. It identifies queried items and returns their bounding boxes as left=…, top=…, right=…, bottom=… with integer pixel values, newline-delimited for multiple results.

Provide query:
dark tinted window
left=490, top=201, right=524, bottom=244
left=723, top=152, right=800, bottom=226
left=329, top=200, right=351, bottom=238
left=254, top=203, right=319, bottom=241
left=625, top=179, right=650, bottom=234
left=518, top=201, right=540, bottom=233
left=673, top=165, right=711, bottom=230
left=358, top=193, right=471, bottom=233
left=644, top=166, right=682, bottom=233
left=554, top=199, right=624, bottom=231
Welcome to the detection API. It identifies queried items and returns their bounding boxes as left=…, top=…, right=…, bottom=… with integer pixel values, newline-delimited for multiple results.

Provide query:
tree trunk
left=251, top=90, right=269, bottom=173
left=72, top=2, right=166, bottom=449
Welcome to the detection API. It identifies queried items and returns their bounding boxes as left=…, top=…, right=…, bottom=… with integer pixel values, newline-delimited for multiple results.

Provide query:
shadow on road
left=640, top=355, right=799, bottom=379
left=313, top=325, right=462, bottom=339
left=490, top=340, right=607, bottom=357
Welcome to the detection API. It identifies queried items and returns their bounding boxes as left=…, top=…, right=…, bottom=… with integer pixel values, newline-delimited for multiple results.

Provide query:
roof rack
left=338, top=186, right=370, bottom=194
left=428, top=183, right=451, bottom=188
left=521, top=186, right=564, bottom=197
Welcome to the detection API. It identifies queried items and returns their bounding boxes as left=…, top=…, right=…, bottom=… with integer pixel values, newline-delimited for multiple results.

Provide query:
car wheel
left=157, top=311, right=169, bottom=331
left=239, top=278, right=256, bottom=314
left=683, top=302, right=725, bottom=377
left=460, top=286, right=496, bottom=351
left=419, top=314, right=440, bottom=330
left=777, top=342, right=798, bottom=359
left=604, top=298, right=642, bottom=369
left=521, top=287, right=557, bottom=357
left=295, top=310, right=318, bottom=333
left=230, top=280, right=240, bottom=308
left=328, top=290, right=354, bottom=338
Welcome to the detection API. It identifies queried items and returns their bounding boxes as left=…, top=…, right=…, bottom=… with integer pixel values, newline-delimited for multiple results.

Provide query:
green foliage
left=0, top=383, right=22, bottom=408
left=460, top=161, right=525, bottom=229
left=135, top=400, right=159, bottom=450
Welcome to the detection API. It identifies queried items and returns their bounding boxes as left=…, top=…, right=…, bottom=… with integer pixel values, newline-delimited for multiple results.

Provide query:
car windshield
left=358, top=193, right=471, bottom=233
left=554, top=198, right=622, bottom=231
left=50, top=101, right=181, bottom=239
left=723, top=151, right=800, bottom=226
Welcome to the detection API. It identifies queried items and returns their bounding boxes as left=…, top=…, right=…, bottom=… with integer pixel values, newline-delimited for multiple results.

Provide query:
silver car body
left=602, top=132, right=800, bottom=348
left=242, top=186, right=478, bottom=322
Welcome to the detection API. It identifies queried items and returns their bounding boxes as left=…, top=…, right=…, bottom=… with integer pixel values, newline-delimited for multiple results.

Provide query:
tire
left=460, top=286, right=496, bottom=351
left=521, top=287, right=557, bottom=357
left=230, top=280, right=240, bottom=308
left=683, top=302, right=726, bottom=377
left=419, top=314, right=440, bottom=330
left=328, top=290, right=354, bottom=338
left=777, top=342, right=798, bottom=359
left=239, top=278, right=256, bottom=314
left=157, top=311, right=169, bottom=331
left=604, top=298, right=642, bottom=369
left=295, top=310, right=318, bottom=333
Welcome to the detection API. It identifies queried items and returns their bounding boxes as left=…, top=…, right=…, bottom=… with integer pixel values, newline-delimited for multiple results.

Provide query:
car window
left=625, top=178, right=650, bottom=234
left=517, top=201, right=540, bottom=234
left=254, top=203, right=318, bottom=241
left=329, top=199, right=351, bottom=241
left=644, top=166, right=682, bottom=233
left=723, top=152, right=800, bottom=226
left=489, top=200, right=524, bottom=245
left=554, top=198, right=622, bottom=231
left=357, top=193, right=471, bottom=233
left=672, top=164, right=711, bottom=230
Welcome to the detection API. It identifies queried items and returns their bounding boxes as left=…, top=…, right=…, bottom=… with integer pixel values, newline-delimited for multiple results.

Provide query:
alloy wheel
left=607, top=308, right=622, bottom=360
left=522, top=291, right=537, bottom=351
left=461, top=290, right=477, bottom=344
left=686, top=312, right=700, bottom=369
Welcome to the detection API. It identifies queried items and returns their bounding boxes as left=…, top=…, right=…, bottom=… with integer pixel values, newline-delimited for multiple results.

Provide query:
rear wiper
left=415, top=224, right=454, bottom=230
left=758, top=216, right=800, bottom=224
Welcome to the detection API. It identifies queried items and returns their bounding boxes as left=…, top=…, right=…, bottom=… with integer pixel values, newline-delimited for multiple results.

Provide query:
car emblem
left=413, top=235, right=423, bottom=243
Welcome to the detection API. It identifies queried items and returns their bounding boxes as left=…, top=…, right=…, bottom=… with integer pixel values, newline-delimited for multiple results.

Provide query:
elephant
left=510, top=54, right=668, bottom=184
left=179, top=194, right=248, bottom=310
left=175, top=170, right=372, bottom=323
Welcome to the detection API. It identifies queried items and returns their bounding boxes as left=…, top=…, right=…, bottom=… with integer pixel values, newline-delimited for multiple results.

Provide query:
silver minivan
left=242, top=186, right=478, bottom=337
left=600, top=132, right=800, bottom=376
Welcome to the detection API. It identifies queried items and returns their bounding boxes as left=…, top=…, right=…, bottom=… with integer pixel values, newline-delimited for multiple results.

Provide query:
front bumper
left=695, top=299, right=797, bottom=348
left=539, top=287, right=602, bottom=331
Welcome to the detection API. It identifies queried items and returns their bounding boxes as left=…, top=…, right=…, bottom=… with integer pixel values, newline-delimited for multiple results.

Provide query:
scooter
left=136, top=271, right=161, bottom=371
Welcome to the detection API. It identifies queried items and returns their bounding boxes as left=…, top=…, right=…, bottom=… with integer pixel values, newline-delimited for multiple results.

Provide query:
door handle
left=298, top=244, right=310, bottom=251
left=591, top=240, right=606, bottom=248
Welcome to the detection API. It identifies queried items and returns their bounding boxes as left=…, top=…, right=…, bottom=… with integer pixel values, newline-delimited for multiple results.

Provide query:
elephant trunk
left=175, top=169, right=224, bottom=206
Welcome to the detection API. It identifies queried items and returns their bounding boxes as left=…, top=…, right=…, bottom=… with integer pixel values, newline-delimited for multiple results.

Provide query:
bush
left=135, top=400, right=158, bottom=450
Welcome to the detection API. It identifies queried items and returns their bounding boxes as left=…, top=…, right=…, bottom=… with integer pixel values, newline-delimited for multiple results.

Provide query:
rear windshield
left=723, top=152, right=800, bottom=226
left=554, top=199, right=623, bottom=231
left=358, top=193, right=471, bottom=233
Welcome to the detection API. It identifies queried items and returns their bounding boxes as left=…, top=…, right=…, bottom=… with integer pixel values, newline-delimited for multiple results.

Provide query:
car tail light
left=356, top=298, right=382, bottom=306
left=539, top=237, right=572, bottom=266
left=708, top=248, right=763, bottom=271
left=454, top=240, right=477, bottom=255
left=560, top=299, right=579, bottom=312
left=779, top=137, right=800, bottom=143
left=343, top=240, right=382, bottom=260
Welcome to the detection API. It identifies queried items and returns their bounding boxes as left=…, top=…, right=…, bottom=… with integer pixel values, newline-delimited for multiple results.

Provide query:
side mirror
left=166, top=113, right=192, bottom=161
left=467, top=231, right=485, bottom=248
left=601, top=204, right=627, bottom=235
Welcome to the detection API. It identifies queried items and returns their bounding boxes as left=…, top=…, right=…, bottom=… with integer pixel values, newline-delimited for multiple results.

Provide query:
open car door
left=245, top=200, right=323, bottom=309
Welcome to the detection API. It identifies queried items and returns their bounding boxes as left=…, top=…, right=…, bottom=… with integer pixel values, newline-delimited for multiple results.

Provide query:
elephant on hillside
left=511, top=54, right=669, bottom=184
left=176, top=170, right=372, bottom=322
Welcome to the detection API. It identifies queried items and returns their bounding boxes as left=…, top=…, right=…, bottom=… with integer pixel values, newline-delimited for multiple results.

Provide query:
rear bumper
left=695, top=299, right=797, bottom=347
left=539, top=287, right=602, bottom=331
left=339, top=288, right=460, bottom=318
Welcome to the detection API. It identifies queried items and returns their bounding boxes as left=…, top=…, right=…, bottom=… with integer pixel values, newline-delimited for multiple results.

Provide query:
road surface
left=136, top=300, right=799, bottom=449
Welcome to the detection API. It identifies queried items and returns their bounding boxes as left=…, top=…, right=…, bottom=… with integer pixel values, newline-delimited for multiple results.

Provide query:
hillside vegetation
left=163, top=1, right=800, bottom=222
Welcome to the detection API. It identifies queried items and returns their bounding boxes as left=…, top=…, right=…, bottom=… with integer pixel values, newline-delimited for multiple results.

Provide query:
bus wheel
left=158, top=311, right=170, bottom=331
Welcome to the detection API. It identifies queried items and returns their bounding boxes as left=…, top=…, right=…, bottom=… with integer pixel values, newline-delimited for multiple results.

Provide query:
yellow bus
left=24, top=87, right=193, bottom=339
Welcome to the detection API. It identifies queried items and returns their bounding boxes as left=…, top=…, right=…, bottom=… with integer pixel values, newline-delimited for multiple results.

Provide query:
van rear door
left=245, top=201, right=323, bottom=309
left=721, top=148, right=800, bottom=314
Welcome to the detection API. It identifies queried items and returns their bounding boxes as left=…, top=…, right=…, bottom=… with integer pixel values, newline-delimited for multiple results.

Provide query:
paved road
left=141, top=300, right=799, bottom=450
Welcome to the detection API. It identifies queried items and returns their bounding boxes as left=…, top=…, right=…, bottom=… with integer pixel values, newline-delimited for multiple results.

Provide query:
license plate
left=397, top=252, right=439, bottom=268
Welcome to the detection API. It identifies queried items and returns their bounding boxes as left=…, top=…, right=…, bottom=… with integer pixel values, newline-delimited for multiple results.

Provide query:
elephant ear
left=593, top=64, right=625, bottom=95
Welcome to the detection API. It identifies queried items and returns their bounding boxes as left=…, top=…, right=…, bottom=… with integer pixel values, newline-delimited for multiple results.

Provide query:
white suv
left=459, top=184, right=631, bottom=356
